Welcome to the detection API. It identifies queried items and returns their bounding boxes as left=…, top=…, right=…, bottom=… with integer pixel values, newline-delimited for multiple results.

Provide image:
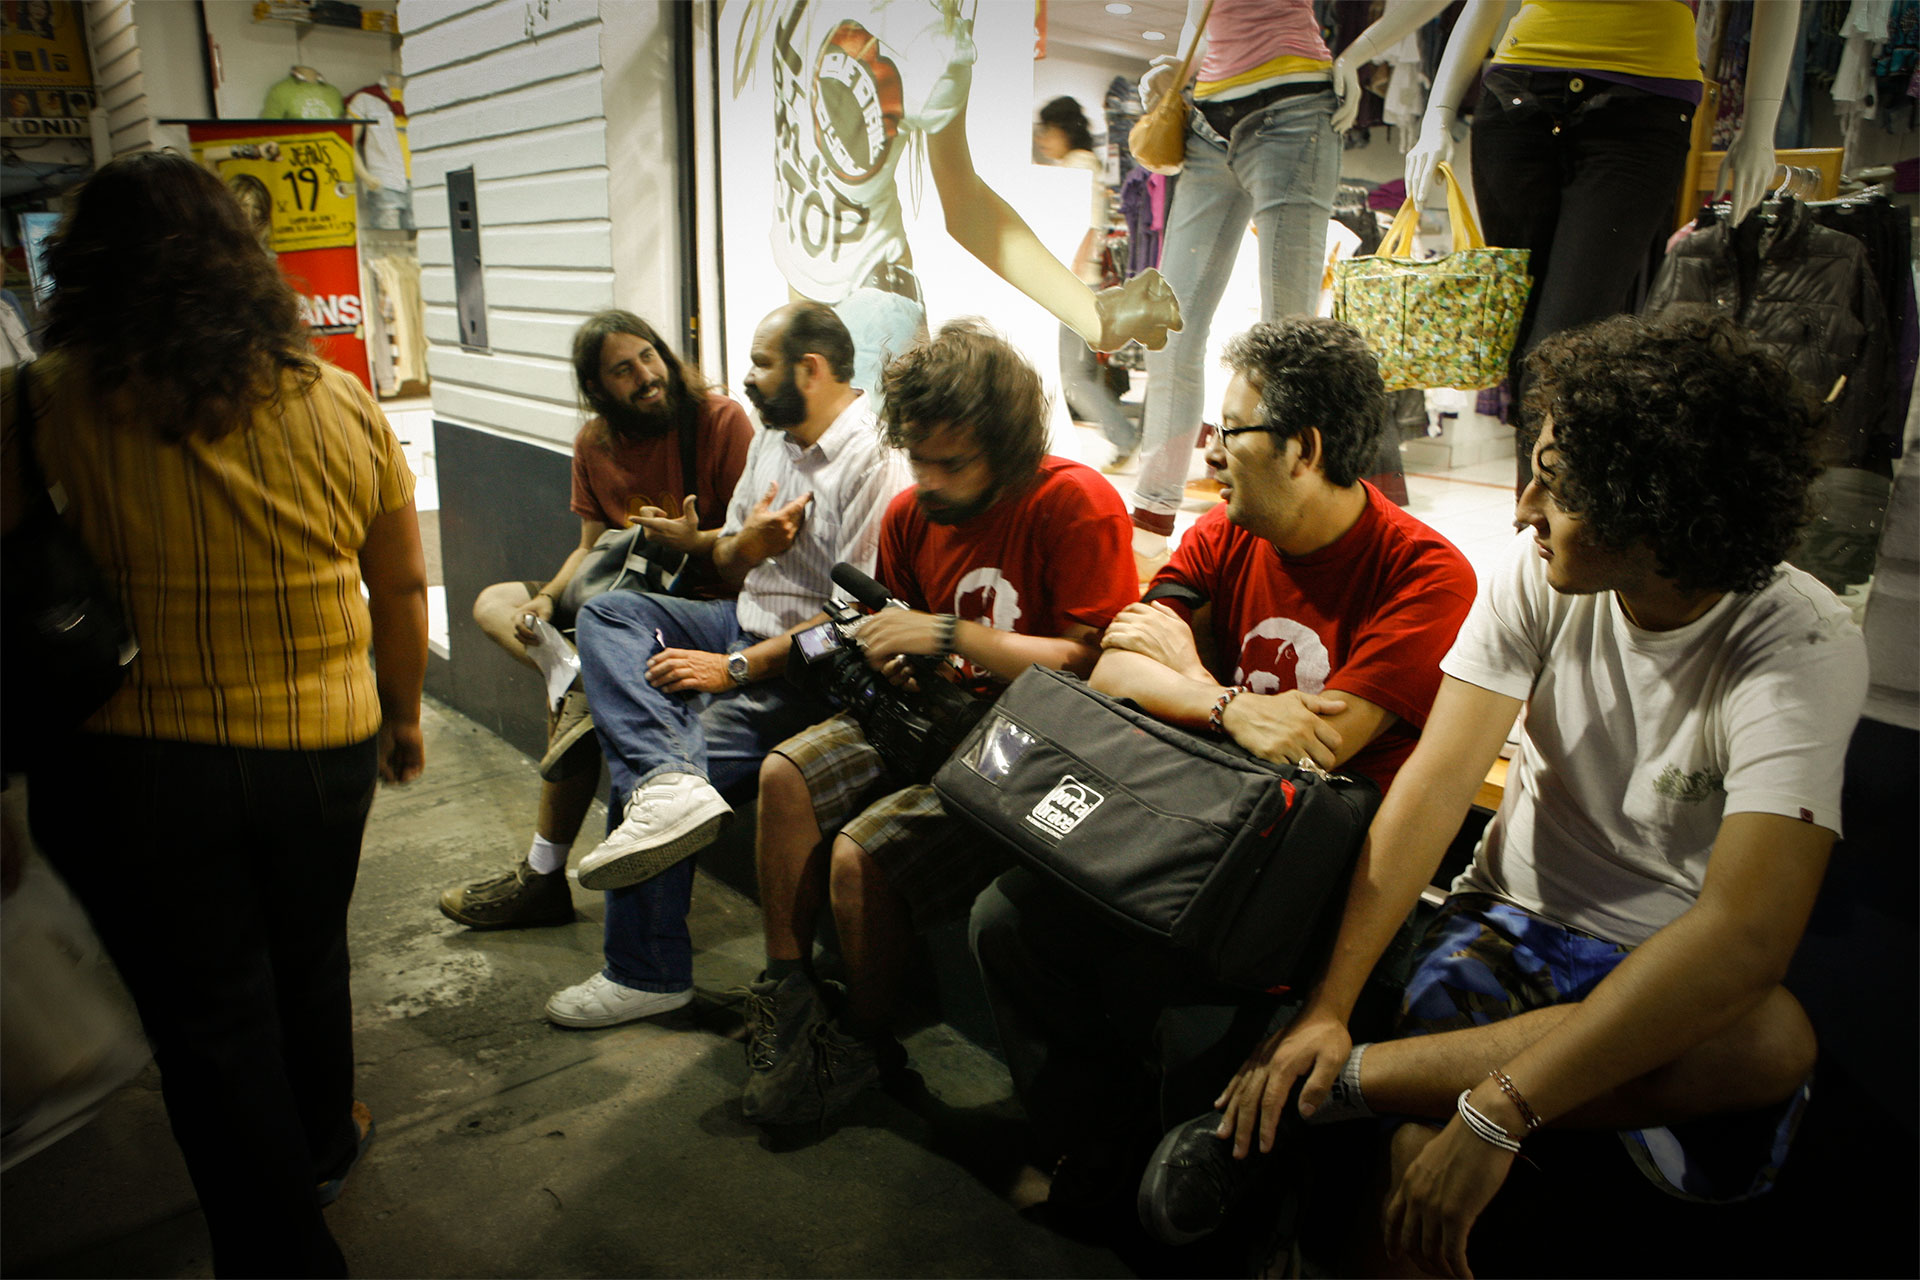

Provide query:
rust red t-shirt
left=1150, top=483, right=1477, bottom=792
left=877, top=456, right=1136, bottom=682
left=569, top=392, right=754, bottom=598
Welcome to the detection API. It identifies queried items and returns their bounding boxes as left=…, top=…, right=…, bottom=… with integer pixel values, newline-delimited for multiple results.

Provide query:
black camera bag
left=932, top=665, right=1380, bottom=991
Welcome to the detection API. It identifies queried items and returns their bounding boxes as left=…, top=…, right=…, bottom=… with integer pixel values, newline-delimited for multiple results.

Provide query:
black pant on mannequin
left=1470, top=68, right=1697, bottom=489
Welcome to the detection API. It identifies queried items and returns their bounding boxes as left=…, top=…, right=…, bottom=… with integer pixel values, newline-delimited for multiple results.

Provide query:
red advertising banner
left=188, top=121, right=372, bottom=391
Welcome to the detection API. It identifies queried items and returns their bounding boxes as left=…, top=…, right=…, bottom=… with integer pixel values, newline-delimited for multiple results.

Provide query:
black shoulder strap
left=677, top=397, right=700, bottom=519
left=1140, top=577, right=1206, bottom=611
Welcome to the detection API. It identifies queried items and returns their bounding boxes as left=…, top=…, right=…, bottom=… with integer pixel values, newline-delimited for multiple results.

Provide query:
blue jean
left=576, top=591, right=828, bottom=991
left=1130, top=89, right=1340, bottom=530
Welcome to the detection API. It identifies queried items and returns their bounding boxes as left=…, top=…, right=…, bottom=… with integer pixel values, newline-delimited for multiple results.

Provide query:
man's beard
left=917, top=488, right=998, bottom=526
left=743, top=372, right=807, bottom=430
left=602, top=375, right=682, bottom=440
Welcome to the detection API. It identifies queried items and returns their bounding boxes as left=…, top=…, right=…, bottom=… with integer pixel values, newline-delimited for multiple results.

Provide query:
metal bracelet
left=1488, top=1070, right=1542, bottom=1132
left=1456, top=1089, right=1522, bottom=1153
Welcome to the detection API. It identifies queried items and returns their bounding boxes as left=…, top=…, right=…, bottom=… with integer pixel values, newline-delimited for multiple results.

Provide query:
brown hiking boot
left=438, top=860, right=574, bottom=930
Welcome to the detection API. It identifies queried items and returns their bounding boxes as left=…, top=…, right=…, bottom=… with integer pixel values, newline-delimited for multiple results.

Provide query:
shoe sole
left=436, top=893, right=576, bottom=931
left=575, top=801, right=729, bottom=891
left=1137, top=1120, right=1223, bottom=1246
left=538, top=718, right=601, bottom=782
left=545, top=987, right=692, bottom=1029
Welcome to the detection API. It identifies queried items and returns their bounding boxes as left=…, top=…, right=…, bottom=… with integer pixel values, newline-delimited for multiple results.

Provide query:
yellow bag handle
left=1372, top=161, right=1487, bottom=259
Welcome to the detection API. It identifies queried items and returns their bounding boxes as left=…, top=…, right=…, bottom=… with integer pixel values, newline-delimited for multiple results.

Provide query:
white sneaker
left=575, top=771, right=731, bottom=891
left=545, top=971, right=693, bottom=1029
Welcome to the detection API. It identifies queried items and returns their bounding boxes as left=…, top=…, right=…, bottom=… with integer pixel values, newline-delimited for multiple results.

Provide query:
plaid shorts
left=1397, top=893, right=1810, bottom=1203
left=772, top=711, right=1010, bottom=930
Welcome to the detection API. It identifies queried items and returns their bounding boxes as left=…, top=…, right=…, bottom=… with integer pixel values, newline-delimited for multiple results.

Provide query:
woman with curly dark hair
left=2, top=151, right=427, bottom=1276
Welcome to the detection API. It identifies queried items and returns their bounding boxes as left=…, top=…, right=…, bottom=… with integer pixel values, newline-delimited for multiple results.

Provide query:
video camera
left=787, top=564, right=990, bottom=786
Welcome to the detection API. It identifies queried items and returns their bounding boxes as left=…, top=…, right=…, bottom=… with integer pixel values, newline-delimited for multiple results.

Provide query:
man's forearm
left=954, top=621, right=1100, bottom=682
left=539, top=546, right=594, bottom=600
left=712, top=531, right=761, bottom=588
left=1088, top=648, right=1220, bottom=728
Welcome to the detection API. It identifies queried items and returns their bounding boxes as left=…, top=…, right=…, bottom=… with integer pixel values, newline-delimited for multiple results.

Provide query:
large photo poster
left=189, top=122, right=373, bottom=390
left=0, top=0, right=93, bottom=140
left=714, top=0, right=1168, bottom=434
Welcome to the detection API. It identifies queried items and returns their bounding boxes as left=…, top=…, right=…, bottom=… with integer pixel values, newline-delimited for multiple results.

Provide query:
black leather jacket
left=1646, top=197, right=1891, bottom=467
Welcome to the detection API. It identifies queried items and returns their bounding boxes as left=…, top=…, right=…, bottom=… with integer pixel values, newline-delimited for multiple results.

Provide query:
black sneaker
left=740, top=972, right=829, bottom=1126
left=438, top=860, right=574, bottom=930
left=1137, top=1110, right=1287, bottom=1246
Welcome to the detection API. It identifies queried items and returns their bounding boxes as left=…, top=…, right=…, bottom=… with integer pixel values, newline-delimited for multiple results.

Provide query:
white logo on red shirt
left=954, top=567, right=1021, bottom=632
left=1235, top=617, right=1330, bottom=695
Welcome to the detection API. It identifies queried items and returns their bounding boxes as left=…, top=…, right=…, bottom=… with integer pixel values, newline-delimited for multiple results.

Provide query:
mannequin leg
left=1240, top=90, right=1341, bottom=322
left=1130, top=116, right=1253, bottom=538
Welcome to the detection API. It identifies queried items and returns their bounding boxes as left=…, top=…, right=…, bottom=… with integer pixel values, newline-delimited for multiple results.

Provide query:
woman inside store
left=1, top=150, right=428, bottom=1277
left=1038, top=94, right=1139, bottom=470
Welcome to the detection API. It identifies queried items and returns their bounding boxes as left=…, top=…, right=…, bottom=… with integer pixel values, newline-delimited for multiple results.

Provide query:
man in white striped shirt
left=546, top=302, right=910, bottom=1030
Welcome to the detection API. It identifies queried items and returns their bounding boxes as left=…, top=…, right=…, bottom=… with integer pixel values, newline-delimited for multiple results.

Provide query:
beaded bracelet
left=1488, top=1070, right=1542, bottom=1132
left=1456, top=1089, right=1522, bottom=1153
left=1208, top=685, right=1246, bottom=735
left=934, top=613, right=959, bottom=658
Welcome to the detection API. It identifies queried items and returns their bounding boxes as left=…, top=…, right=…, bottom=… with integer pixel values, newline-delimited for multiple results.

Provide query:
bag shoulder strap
left=1172, top=0, right=1216, bottom=89
left=677, top=395, right=700, bottom=518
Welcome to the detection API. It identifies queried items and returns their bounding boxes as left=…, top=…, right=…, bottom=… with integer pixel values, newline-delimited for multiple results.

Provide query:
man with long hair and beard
left=439, top=311, right=753, bottom=932
left=543, top=301, right=910, bottom=1032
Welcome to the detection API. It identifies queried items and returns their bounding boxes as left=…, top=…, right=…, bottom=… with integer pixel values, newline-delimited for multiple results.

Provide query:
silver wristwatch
left=725, top=651, right=751, bottom=687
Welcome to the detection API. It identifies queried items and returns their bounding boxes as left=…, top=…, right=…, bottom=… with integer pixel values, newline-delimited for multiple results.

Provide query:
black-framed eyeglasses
left=1215, top=423, right=1290, bottom=442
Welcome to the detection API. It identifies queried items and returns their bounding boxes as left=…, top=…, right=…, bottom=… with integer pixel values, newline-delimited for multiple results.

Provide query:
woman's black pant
left=30, top=733, right=378, bottom=1278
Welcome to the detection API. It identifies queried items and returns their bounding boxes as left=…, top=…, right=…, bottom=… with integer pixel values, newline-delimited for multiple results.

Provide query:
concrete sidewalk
left=1, top=697, right=1125, bottom=1278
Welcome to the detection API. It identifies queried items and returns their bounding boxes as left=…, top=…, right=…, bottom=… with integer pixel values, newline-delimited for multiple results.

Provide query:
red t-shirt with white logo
left=877, top=456, right=1136, bottom=682
left=1150, top=484, right=1477, bottom=791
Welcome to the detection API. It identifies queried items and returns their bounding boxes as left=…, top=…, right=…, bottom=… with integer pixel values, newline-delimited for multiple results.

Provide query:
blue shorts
left=1396, top=893, right=1810, bottom=1203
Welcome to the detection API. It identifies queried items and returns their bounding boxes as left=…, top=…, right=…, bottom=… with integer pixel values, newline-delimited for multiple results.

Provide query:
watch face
left=728, top=653, right=750, bottom=683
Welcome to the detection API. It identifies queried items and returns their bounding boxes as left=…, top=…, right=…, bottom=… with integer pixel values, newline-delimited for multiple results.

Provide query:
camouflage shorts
left=1398, top=893, right=1810, bottom=1203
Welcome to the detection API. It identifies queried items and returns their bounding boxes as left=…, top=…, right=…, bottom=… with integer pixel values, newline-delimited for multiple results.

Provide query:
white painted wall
left=404, top=0, right=683, bottom=450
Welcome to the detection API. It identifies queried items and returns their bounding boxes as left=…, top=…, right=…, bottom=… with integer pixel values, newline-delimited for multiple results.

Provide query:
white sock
left=1132, top=527, right=1167, bottom=558
left=527, top=834, right=569, bottom=875
left=1301, top=1042, right=1373, bottom=1124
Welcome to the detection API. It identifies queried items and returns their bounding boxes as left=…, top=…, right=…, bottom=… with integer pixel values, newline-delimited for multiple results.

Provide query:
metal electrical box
left=447, top=167, right=489, bottom=352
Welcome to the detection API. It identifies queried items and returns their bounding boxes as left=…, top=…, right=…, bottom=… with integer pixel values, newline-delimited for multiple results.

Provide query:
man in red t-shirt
left=970, top=317, right=1476, bottom=1225
left=739, top=319, right=1137, bottom=1127
left=439, top=311, right=752, bottom=930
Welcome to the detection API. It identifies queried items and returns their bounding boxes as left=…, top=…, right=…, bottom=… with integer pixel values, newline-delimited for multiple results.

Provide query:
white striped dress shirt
left=724, top=393, right=911, bottom=639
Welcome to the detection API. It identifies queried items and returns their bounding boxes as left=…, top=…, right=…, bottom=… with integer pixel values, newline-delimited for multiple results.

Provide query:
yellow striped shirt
left=6, top=356, right=414, bottom=750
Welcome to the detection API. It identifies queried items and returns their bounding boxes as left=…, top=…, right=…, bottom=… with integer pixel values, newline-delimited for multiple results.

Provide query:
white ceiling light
left=1141, top=29, right=1167, bottom=40
left=1105, top=2, right=1134, bottom=12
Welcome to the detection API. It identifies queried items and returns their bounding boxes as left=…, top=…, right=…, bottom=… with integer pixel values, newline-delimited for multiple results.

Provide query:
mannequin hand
left=1331, top=56, right=1365, bottom=133
left=1093, top=268, right=1182, bottom=352
left=1404, top=108, right=1457, bottom=204
left=1721, top=125, right=1776, bottom=223
left=1138, top=54, right=1182, bottom=111
left=922, top=18, right=976, bottom=119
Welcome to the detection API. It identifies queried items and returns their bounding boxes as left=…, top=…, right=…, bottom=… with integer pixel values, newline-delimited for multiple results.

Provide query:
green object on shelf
left=262, top=70, right=344, bottom=120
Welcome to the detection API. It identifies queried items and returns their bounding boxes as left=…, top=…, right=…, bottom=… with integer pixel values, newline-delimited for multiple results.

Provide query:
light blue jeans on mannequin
left=1130, top=88, right=1340, bottom=532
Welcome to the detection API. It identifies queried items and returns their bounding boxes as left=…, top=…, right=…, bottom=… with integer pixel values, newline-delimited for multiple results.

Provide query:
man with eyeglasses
left=968, top=316, right=1476, bottom=1232
left=739, top=319, right=1137, bottom=1128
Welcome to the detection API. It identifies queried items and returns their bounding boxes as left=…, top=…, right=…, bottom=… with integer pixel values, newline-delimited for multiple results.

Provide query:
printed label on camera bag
left=1026, top=775, right=1104, bottom=840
